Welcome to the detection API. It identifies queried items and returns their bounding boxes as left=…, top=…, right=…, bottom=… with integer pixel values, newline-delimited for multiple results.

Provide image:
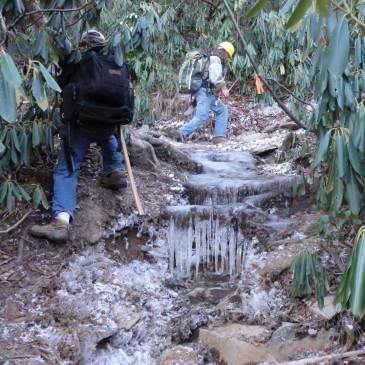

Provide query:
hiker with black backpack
left=29, top=30, right=134, bottom=244
left=171, top=41, right=235, bottom=144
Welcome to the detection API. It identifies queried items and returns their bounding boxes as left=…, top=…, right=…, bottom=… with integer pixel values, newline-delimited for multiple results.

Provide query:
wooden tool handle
left=120, top=126, right=145, bottom=216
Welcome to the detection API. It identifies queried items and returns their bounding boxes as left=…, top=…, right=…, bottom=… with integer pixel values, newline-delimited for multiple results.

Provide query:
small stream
left=66, top=143, right=307, bottom=364
left=166, top=144, right=302, bottom=279
left=1, top=142, right=310, bottom=365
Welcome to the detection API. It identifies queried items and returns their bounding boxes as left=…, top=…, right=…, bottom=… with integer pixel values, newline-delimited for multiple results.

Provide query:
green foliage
left=0, top=0, right=324, bottom=124
left=0, top=49, right=64, bottom=122
left=237, top=7, right=313, bottom=102
left=335, top=226, right=365, bottom=318
left=313, top=212, right=361, bottom=246
left=0, top=0, right=165, bottom=214
left=245, top=0, right=268, bottom=19
left=0, top=116, right=58, bottom=213
left=0, top=0, right=363, bottom=224
left=275, top=139, right=311, bottom=163
left=286, top=0, right=313, bottom=30
left=0, top=50, right=23, bottom=122
left=0, top=120, right=57, bottom=173
left=31, top=184, right=50, bottom=210
left=327, top=15, right=350, bottom=76
left=311, top=127, right=365, bottom=215
left=0, top=180, right=49, bottom=213
left=302, top=8, right=365, bottom=222
left=1, top=1, right=165, bottom=122
left=0, top=50, right=22, bottom=87
left=291, top=249, right=329, bottom=309
left=243, top=0, right=365, bottom=319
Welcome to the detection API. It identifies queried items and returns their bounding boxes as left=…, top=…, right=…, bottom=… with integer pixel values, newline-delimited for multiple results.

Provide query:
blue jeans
left=52, top=127, right=124, bottom=220
left=180, top=88, right=228, bottom=138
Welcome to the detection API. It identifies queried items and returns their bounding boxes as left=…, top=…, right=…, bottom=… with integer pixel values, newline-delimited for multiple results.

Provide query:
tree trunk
left=22, top=0, right=48, bottom=28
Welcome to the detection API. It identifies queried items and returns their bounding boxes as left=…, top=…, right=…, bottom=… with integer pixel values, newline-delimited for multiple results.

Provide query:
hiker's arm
left=220, top=86, right=229, bottom=97
left=207, top=55, right=227, bottom=91
left=57, top=60, right=77, bottom=90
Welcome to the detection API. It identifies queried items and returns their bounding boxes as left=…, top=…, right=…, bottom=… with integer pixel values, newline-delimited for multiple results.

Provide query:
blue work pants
left=52, top=127, right=124, bottom=220
left=180, top=88, right=228, bottom=138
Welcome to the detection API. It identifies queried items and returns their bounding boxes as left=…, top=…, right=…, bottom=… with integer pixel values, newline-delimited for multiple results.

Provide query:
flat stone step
left=185, top=174, right=302, bottom=205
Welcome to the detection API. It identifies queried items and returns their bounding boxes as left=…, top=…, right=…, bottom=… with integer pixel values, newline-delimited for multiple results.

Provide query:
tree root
left=0, top=210, right=31, bottom=234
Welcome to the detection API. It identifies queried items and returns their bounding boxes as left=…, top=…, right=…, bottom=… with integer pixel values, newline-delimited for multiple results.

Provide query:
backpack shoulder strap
left=202, top=54, right=211, bottom=80
left=79, top=50, right=94, bottom=63
left=58, top=57, right=80, bottom=90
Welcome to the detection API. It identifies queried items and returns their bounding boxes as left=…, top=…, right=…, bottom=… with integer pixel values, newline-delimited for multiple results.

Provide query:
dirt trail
left=1, top=96, right=351, bottom=364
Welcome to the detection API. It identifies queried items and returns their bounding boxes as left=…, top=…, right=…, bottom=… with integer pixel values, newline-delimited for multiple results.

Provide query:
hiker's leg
left=99, top=134, right=125, bottom=175
left=52, top=129, right=90, bottom=220
left=211, top=99, right=228, bottom=137
left=180, top=88, right=213, bottom=137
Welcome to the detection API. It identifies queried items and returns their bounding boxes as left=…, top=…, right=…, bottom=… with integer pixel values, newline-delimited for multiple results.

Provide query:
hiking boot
left=168, top=129, right=186, bottom=142
left=212, top=136, right=228, bottom=145
left=100, top=170, right=128, bottom=190
left=28, top=218, right=69, bottom=244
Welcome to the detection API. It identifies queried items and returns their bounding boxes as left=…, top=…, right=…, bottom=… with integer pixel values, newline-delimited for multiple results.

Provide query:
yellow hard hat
left=218, top=42, right=235, bottom=58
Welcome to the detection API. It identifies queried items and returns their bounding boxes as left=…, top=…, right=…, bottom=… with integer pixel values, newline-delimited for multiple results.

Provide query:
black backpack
left=61, top=51, right=134, bottom=130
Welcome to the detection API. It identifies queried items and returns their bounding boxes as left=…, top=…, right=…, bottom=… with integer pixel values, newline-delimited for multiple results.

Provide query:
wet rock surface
left=0, top=99, right=357, bottom=364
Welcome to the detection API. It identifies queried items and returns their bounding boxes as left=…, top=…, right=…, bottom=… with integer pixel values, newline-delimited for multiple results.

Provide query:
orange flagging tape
left=255, top=73, right=264, bottom=94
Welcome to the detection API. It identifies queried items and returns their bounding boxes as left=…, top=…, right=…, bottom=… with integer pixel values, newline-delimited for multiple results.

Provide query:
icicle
left=228, top=228, right=235, bottom=276
left=168, top=217, right=175, bottom=273
left=186, top=216, right=193, bottom=276
left=167, top=210, right=248, bottom=278
left=195, top=218, right=201, bottom=278
left=213, top=217, right=220, bottom=273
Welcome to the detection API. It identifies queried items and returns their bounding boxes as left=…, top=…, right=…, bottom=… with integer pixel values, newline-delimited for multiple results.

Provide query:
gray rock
left=266, top=322, right=297, bottom=347
left=308, top=295, right=341, bottom=320
left=199, top=324, right=276, bottom=365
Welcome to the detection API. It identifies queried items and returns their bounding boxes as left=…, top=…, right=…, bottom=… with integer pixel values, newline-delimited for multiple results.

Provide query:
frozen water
left=167, top=213, right=248, bottom=278
left=56, top=244, right=177, bottom=365
left=166, top=145, right=300, bottom=278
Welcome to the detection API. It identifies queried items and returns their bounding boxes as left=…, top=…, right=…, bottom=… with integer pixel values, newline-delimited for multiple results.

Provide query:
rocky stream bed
left=0, top=96, right=364, bottom=364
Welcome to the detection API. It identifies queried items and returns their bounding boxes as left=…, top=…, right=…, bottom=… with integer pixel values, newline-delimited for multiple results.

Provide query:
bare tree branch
left=0, top=210, right=31, bottom=234
left=23, top=0, right=48, bottom=27
left=9, top=0, right=95, bottom=31
left=265, top=78, right=315, bottom=109
left=276, top=349, right=365, bottom=365
left=329, top=0, right=365, bottom=29
left=222, top=0, right=308, bottom=130
left=200, top=0, right=219, bottom=10
left=0, top=12, right=7, bottom=34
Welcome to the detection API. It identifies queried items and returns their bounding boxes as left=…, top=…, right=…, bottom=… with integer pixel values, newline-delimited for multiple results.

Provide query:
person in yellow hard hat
left=218, top=41, right=235, bottom=59
left=171, top=41, right=235, bottom=144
